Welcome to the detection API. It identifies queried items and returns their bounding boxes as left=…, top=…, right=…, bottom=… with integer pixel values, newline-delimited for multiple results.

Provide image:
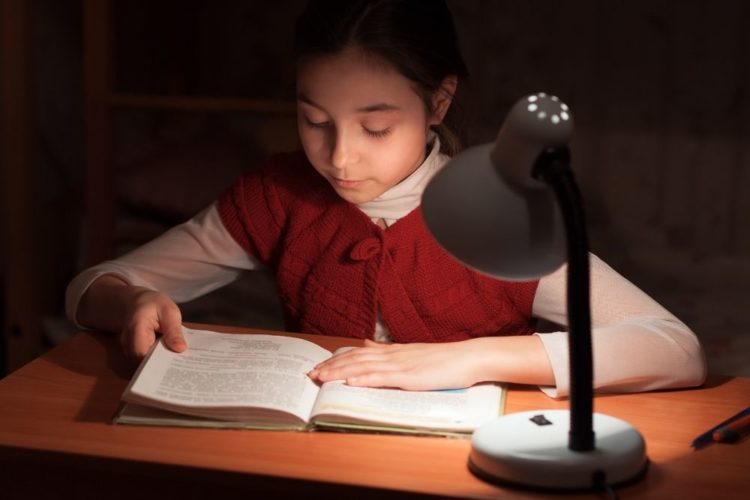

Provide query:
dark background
left=1, top=0, right=749, bottom=377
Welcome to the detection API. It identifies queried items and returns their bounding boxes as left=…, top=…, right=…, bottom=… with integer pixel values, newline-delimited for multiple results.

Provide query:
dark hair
left=293, top=0, right=469, bottom=155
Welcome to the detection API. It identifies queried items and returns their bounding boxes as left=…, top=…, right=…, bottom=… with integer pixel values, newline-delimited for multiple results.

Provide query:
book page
left=123, top=327, right=331, bottom=423
left=114, top=402, right=308, bottom=430
left=310, top=381, right=504, bottom=433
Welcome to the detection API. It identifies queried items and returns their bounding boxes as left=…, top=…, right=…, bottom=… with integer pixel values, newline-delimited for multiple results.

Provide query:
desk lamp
left=421, top=93, right=648, bottom=491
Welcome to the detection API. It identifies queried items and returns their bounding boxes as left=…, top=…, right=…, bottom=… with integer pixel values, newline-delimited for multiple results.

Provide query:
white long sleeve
left=65, top=204, right=261, bottom=327
left=532, top=254, right=707, bottom=398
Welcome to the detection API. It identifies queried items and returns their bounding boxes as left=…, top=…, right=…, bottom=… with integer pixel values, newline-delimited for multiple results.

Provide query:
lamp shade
left=421, top=143, right=566, bottom=281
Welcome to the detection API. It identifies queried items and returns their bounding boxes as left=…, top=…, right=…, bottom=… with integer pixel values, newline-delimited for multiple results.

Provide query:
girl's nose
left=331, top=129, right=357, bottom=170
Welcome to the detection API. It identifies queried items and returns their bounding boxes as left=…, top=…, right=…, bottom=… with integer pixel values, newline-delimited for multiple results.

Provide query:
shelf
left=82, top=0, right=299, bottom=266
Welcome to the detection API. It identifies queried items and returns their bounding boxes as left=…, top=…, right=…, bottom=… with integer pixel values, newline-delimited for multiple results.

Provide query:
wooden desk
left=0, top=325, right=748, bottom=499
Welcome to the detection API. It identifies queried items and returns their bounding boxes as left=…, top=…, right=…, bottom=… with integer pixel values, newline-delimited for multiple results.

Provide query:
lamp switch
left=529, top=414, right=553, bottom=426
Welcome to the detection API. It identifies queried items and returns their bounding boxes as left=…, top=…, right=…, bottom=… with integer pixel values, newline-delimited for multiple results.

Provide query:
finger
left=162, top=325, right=187, bottom=352
left=309, top=344, right=399, bottom=379
left=346, top=371, right=405, bottom=389
left=161, top=324, right=187, bottom=352
left=159, top=305, right=186, bottom=353
left=346, top=371, right=435, bottom=391
left=313, top=352, right=390, bottom=375
left=316, top=361, right=399, bottom=382
left=129, top=322, right=157, bottom=359
left=346, top=372, right=392, bottom=388
left=364, top=339, right=382, bottom=346
left=314, top=343, right=393, bottom=368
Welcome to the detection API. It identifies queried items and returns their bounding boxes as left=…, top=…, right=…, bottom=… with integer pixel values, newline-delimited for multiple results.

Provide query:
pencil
left=712, top=414, right=750, bottom=444
left=691, top=406, right=750, bottom=449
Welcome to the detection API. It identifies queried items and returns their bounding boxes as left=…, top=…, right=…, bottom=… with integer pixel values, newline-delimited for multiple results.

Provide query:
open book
left=116, top=327, right=506, bottom=437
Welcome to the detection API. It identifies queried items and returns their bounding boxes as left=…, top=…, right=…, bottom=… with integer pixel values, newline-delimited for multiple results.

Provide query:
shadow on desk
left=41, top=330, right=138, bottom=423
left=624, top=421, right=750, bottom=499
left=698, top=374, right=735, bottom=390
left=3, top=450, right=441, bottom=500
left=506, top=374, right=734, bottom=406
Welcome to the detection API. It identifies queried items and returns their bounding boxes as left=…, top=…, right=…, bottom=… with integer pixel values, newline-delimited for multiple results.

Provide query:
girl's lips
left=333, top=177, right=363, bottom=189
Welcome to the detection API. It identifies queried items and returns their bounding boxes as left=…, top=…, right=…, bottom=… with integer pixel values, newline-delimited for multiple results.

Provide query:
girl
left=66, top=0, right=706, bottom=398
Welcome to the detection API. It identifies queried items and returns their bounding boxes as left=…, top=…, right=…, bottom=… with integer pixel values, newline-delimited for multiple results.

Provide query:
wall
left=449, top=1, right=750, bottom=374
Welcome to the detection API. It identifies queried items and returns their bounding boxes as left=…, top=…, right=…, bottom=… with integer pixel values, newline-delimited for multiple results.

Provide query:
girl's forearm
left=472, top=335, right=556, bottom=387
left=76, top=274, right=136, bottom=333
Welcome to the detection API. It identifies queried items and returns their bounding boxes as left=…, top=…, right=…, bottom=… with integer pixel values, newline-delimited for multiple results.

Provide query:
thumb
left=159, top=310, right=187, bottom=353
left=364, top=339, right=381, bottom=347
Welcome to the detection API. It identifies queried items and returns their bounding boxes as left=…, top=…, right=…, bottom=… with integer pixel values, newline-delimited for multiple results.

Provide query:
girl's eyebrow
left=297, top=93, right=400, bottom=113
left=356, top=102, right=400, bottom=113
left=297, top=93, right=321, bottom=108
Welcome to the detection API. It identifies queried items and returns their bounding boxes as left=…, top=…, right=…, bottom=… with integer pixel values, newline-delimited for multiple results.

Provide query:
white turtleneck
left=65, top=133, right=706, bottom=398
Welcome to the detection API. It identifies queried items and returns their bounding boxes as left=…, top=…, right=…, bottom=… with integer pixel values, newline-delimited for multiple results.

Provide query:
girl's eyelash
left=304, top=117, right=390, bottom=138
left=304, top=118, right=330, bottom=129
left=364, top=127, right=391, bottom=138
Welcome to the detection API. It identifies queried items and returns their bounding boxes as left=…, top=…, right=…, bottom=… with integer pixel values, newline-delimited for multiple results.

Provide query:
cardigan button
left=349, top=237, right=381, bottom=261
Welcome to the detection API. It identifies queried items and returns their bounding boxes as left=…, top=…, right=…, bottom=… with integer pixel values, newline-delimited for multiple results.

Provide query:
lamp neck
left=534, top=147, right=595, bottom=452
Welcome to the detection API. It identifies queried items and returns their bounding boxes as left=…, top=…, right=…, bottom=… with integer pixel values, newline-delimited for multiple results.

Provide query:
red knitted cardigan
left=217, top=151, right=539, bottom=343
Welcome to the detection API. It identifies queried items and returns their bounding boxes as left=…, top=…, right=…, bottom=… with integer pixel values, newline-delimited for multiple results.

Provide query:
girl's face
left=296, top=48, right=438, bottom=204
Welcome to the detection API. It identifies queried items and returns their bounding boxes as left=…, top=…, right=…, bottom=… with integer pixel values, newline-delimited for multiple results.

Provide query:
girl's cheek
left=300, top=133, right=331, bottom=164
left=298, top=128, right=320, bottom=149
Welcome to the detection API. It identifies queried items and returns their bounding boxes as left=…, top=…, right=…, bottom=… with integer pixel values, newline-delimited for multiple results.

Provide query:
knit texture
left=217, top=151, right=539, bottom=342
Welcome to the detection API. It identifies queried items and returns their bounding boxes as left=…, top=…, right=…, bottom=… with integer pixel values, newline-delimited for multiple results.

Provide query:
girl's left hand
left=307, top=339, right=488, bottom=391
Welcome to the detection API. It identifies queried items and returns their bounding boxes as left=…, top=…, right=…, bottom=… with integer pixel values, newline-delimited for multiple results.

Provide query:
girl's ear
left=429, top=75, right=458, bottom=125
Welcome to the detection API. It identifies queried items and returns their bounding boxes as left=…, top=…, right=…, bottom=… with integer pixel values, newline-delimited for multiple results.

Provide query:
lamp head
left=421, top=93, right=573, bottom=281
left=492, top=93, right=573, bottom=189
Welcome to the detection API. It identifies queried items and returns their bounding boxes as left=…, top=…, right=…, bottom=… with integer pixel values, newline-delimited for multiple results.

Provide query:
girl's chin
left=337, top=192, right=373, bottom=204
left=332, top=187, right=379, bottom=205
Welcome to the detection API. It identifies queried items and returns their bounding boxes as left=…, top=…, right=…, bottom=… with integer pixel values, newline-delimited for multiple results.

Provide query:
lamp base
left=469, top=410, right=648, bottom=491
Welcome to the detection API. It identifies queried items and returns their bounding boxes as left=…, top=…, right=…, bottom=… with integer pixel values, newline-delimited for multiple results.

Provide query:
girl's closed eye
left=303, top=116, right=331, bottom=129
left=304, top=115, right=391, bottom=138
left=363, top=126, right=391, bottom=138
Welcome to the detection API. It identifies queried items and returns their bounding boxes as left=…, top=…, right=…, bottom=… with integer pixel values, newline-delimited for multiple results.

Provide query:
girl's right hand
left=120, top=287, right=187, bottom=360
left=77, top=274, right=187, bottom=360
